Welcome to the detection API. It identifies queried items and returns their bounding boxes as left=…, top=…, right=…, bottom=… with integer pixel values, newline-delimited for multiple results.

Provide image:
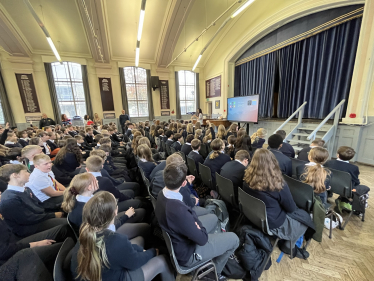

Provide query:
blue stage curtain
left=277, top=17, right=362, bottom=119
left=234, top=52, right=276, bottom=118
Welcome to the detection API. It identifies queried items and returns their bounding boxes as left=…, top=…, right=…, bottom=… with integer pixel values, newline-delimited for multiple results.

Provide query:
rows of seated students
left=0, top=118, right=370, bottom=281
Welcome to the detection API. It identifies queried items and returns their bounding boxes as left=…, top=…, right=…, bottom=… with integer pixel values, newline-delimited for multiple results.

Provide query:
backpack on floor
left=204, top=199, right=230, bottom=232
left=222, top=254, right=247, bottom=279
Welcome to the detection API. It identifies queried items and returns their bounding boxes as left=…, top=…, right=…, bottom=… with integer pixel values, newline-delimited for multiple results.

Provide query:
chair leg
left=303, top=239, right=311, bottom=250
left=233, top=213, right=243, bottom=232
left=289, top=240, right=294, bottom=259
left=259, top=237, right=279, bottom=277
left=340, top=211, right=353, bottom=230
left=329, top=212, right=333, bottom=239
left=192, top=261, right=217, bottom=281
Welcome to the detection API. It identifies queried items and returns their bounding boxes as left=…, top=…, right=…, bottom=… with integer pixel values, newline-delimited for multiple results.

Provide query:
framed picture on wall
left=161, top=111, right=170, bottom=116
left=215, top=100, right=220, bottom=109
left=99, top=78, right=115, bottom=111
left=103, top=113, right=116, bottom=119
left=15, top=74, right=41, bottom=113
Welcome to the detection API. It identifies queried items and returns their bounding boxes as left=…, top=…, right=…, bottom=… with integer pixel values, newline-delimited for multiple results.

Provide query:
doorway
left=207, top=102, right=213, bottom=118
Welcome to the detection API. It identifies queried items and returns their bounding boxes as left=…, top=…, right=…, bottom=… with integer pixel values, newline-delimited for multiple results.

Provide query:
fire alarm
left=224, top=109, right=226, bottom=112
left=171, top=109, right=175, bottom=114
left=349, top=113, right=356, bottom=118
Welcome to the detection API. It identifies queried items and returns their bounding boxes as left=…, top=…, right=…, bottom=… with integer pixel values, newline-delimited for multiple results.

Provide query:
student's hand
left=125, top=207, right=135, bottom=218
left=186, top=175, right=195, bottom=184
left=29, top=239, right=56, bottom=248
left=5, top=122, right=9, bottom=130
left=195, top=222, right=201, bottom=230
left=54, top=212, right=64, bottom=218
left=194, top=197, right=199, bottom=205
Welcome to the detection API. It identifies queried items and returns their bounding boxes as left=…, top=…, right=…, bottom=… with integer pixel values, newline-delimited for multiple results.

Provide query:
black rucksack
left=222, top=254, right=247, bottom=279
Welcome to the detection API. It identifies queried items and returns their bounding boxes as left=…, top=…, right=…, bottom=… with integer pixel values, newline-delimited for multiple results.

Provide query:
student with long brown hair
left=296, top=147, right=331, bottom=205
left=235, top=134, right=252, bottom=155
left=216, top=125, right=227, bottom=140
left=225, top=135, right=236, bottom=159
left=243, top=149, right=312, bottom=257
left=226, top=123, right=238, bottom=138
left=71, top=191, right=175, bottom=281
left=54, top=138, right=83, bottom=175
left=137, top=144, right=159, bottom=180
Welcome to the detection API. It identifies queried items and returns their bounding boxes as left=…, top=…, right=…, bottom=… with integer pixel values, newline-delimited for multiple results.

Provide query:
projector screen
left=227, top=95, right=259, bottom=123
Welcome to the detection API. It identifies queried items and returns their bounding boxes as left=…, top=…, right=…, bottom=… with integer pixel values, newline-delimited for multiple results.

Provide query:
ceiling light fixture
left=23, top=0, right=62, bottom=63
left=135, top=0, right=147, bottom=67
left=192, top=55, right=202, bottom=71
left=231, top=0, right=255, bottom=18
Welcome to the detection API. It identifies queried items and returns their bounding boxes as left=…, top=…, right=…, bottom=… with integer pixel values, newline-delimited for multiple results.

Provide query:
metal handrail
left=273, top=102, right=307, bottom=134
left=307, top=99, right=346, bottom=140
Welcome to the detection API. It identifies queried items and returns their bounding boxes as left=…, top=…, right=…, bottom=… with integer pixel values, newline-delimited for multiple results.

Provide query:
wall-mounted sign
left=25, top=116, right=41, bottom=123
left=15, top=74, right=40, bottom=113
left=159, top=80, right=170, bottom=109
left=206, top=75, right=221, bottom=98
left=99, top=78, right=115, bottom=111
left=103, top=112, right=116, bottom=119
left=161, top=111, right=170, bottom=116
left=215, top=100, right=220, bottom=109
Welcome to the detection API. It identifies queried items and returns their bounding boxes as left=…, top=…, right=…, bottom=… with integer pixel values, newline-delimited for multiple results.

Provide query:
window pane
left=52, top=63, right=69, bottom=81
left=0, top=103, right=5, bottom=124
left=135, top=68, right=147, bottom=83
left=72, top=83, right=85, bottom=101
left=179, top=86, right=186, bottom=101
left=55, top=82, right=73, bottom=101
left=138, top=101, right=149, bottom=117
left=128, top=101, right=139, bottom=117
left=75, top=102, right=87, bottom=117
left=59, top=102, right=77, bottom=118
left=124, top=67, right=135, bottom=83
left=126, top=84, right=137, bottom=100
left=186, top=101, right=195, bottom=114
left=186, top=86, right=195, bottom=101
left=178, top=71, right=185, bottom=85
left=180, top=102, right=186, bottom=115
left=185, top=71, right=195, bottom=85
left=137, top=85, right=147, bottom=100
left=69, top=63, right=82, bottom=81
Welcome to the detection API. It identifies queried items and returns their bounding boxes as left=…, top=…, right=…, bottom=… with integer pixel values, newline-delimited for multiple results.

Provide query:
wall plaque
left=215, top=100, right=220, bottom=109
left=99, top=78, right=115, bottom=111
left=15, top=74, right=40, bottom=113
left=161, top=111, right=170, bottom=116
left=103, top=113, right=116, bottom=119
left=205, top=75, right=221, bottom=98
left=159, top=80, right=170, bottom=109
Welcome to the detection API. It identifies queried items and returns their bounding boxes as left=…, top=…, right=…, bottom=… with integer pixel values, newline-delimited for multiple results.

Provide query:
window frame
left=51, top=62, right=86, bottom=118
left=123, top=66, right=149, bottom=118
left=178, top=70, right=196, bottom=115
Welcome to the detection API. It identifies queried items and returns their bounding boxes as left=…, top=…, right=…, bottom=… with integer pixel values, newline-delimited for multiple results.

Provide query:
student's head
left=276, top=130, right=287, bottom=140
left=29, top=137, right=43, bottom=146
left=194, top=129, right=202, bottom=139
left=34, top=154, right=52, bottom=173
left=7, top=147, right=22, bottom=161
left=98, top=145, right=111, bottom=156
left=138, top=137, right=151, bottom=148
left=57, top=140, right=66, bottom=148
left=163, top=163, right=187, bottom=190
left=173, top=133, right=182, bottom=142
left=48, top=132, right=56, bottom=140
left=127, top=123, right=134, bottom=129
left=236, top=135, right=251, bottom=151
left=17, top=130, right=28, bottom=139
left=165, top=130, right=173, bottom=139
left=311, top=139, right=325, bottom=147
left=21, top=145, right=43, bottom=161
left=137, top=144, right=154, bottom=162
left=203, top=135, right=211, bottom=144
left=90, top=149, right=107, bottom=160
left=85, top=127, right=93, bottom=135
left=308, top=147, right=329, bottom=164
left=268, top=134, right=284, bottom=149
left=187, top=123, right=193, bottom=134
left=44, top=126, right=52, bottom=133
left=37, top=131, right=50, bottom=143
left=62, top=173, right=98, bottom=213
left=99, top=137, right=111, bottom=146
left=0, top=164, right=29, bottom=185
left=209, top=138, right=224, bottom=160
left=244, top=148, right=283, bottom=192
left=77, top=191, right=117, bottom=281
left=217, top=125, right=226, bottom=139
left=158, top=129, right=164, bottom=136
left=191, top=139, right=201, bottom=151
left=227, top=135, right=236, bottom=147
left=166, top=153, right=184, bottom=165
left=94, top=134, right=103, bottom=143
left=229, top=123, right=238, bottom=133
left=237, top=128, right=247, bottom=139
left=75, top=135, right=84, bottom=144
left=195, top=122, right=201, bottom=130
left=235, top=150, right=250, bottom=167
left=86, top=156, right=104, bottom=172
left=185, top=134, right=194, bottom=144
left=337, top=146, right=355, bottom=161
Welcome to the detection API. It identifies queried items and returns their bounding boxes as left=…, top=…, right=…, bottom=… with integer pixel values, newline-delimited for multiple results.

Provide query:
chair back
left=67, top=213, right=79, bottom=239
left=329, top=168, right=352, bottom=198
left=53, top=237, right=75, bottom=281
left=139, top=167, right=151, bottom=190
left=155, top=137, right=161, bottom=149
left=238, top=187, right=272, bottom=235
left=161, top=141, right=166, bottom=152
left=199, top=163, right=213, bottom=190
left=165, top=144, right=172, bottom=157
left=199, top=143, right=208, bottom=159
left=179, top=151, right=186, bottom=162
left=170, top=146, right=176, bottom=154
left=186, top=157, right=199, bottom=178
left=283, top=175, right=314, bottom=213
left=291, top=158, right=307, bottom=178
left=216, top=172, right=237, bottom=208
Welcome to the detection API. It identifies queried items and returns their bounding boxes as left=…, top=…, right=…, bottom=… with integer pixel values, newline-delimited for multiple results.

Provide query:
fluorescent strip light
left=231, top=0, right=255, bottom=18
left=137, top=10, right=145, bottom=41
left=192, top=54, right=202, bottom=71
left=46, top=37, right=61, bottom=62
left=135, top=47, right=140, bottom=66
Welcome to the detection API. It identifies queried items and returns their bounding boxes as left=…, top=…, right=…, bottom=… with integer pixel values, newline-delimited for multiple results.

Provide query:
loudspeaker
left=151, top=76, right=160, bottom=91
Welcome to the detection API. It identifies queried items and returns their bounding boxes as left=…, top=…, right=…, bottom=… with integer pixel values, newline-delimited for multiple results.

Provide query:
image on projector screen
left=227, top=95, right=259, bottom=122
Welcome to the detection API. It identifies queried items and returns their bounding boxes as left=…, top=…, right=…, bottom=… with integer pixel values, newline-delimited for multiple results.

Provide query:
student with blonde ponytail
left=216, top=124, right=227, bottom=140
left=63, top=173, right=149, bottom=240
left=71, top=191, right=175, bottom=281
left=296, top=147, right=332, bottom=205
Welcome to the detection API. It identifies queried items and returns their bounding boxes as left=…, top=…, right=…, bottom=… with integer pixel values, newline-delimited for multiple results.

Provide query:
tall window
left=0, top=102, right=5, bottom=124
left=51, top=62, right=86, bottom=118
left=178, top=70, right=196, bottom=114
left=123, top=67, right=148, bottom=117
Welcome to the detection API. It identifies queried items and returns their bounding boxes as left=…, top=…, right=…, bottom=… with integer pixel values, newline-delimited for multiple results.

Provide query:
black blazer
left=269, top=148, right=292, bottom=177
left=181, top=144, right=192, bottom=156
left=203, top=153, right=231, bottom=187
left=68, top=131, right=77, bottom=137
left=5, top=143, right=22, bottom=148
left=325, top=159, right=360, bottom=187
left=279, top=142, right=295, bottom=158
left=224, top=146, right=235, bottom=159
left=138, top=161, right=158, bottom=180
left=220, top=160, right=246, bottom=200
left=85, top=135, right=94, bottom=144
left=188, top=151, right=204, bottom=172
left=18, top=139, right=29, bottom=147
left=54, top=152, right=80, bottom=173
left=171, top=141, right=182, bottom=151
left=96, top=176, right=131, bottom=202
left=297, top=147, right=311, bottom=162
left=47, top=140, right=57, bottom=151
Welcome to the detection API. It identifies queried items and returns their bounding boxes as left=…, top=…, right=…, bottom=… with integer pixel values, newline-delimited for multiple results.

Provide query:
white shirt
left=43, top=142, right=50, bottom=154
left=10, top=160, right=22, bottom=164
left=163, top=188, right=183, bottom=201
left=185, top=143, right=191, bottom=146
left=27, top=168, right=55, bottom=202
left=4, top=141, right=14, bottom=145
left=89, top=171, right=102, bottom=178
left=192, top=150, right=199, bottom=154
left=7, top=185, right=24, bottom=192
left=337, top=158, right=349, bottom=163
left=76, top=194, right=93, bottom=203
left=108, top=224, right=116, bottom=232
left=306, top=161, right=324, bottom=167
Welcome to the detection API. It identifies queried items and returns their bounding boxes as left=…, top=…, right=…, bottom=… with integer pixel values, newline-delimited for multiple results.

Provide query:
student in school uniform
left=297, top=139, right=325, bottom=162
left=325, top=146, right=370, bottom=196
left=171, top=133, right=183, bottom=152
left=26, top=154, right=66, bottom=211
left=70, top=191, right=175, bottom=281
left=46, top=132, right=58, bottom=151
left=36, top=132, right=51, bottom=156
left=226, top=123, right=238, bottom=138
left=137, top=144, right=159, bottom=180
left=17, top=131, right=29, bottom=147
left=53, top=138, right=83, bottom=176
left=181, top=134, right=194, bottom=156
left=187, top=139, right=205, bottom=173
left=268, top=134, right=292, bottom=177
left=220, top=150, right=250, bottom=201
left=251, top=128, right=267, bottom=149
left=0, top=164, right=66, bottom=238
left=225, top=135, right=236, bottom=159
left=276, top=130, right=295, bottom=158
left=84, top=127, right=95, bottom=146
left=4, top=135, right=22, bottom=148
